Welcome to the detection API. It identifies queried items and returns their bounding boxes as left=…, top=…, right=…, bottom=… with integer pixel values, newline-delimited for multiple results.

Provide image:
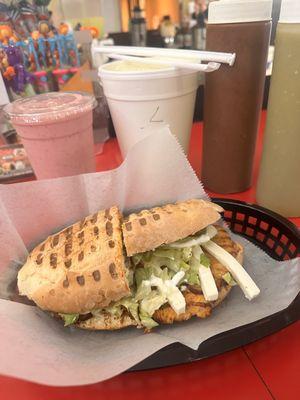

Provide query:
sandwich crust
left=122, top=199, right=224, bottom=256
left=17, top=206, right=130, bottom=314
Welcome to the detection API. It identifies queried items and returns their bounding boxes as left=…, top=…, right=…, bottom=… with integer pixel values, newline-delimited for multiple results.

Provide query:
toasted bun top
left=17, top=206, right=130, bottom=314
left=122, top=199, right=223, bottom=256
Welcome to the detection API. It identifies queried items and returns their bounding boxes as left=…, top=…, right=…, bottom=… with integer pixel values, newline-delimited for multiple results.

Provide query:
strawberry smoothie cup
left=4, top=92, right=96, bottom=179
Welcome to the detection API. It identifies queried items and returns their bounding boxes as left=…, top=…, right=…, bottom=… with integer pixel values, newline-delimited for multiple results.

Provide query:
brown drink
left=202, top=1, right=272, bottom=193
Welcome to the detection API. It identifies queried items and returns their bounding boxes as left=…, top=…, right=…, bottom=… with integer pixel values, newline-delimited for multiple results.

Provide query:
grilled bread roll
left=122, top=199, right=224, bottom=256
left=17, top=199, right=248, bottom=332
left=18, top=206, right=130, bottom=314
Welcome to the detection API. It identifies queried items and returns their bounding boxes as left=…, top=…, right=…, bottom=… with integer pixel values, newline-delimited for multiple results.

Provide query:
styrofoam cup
left=98, top=61, right=200, bottom=155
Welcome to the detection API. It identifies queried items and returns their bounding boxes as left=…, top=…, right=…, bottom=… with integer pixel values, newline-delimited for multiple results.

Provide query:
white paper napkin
left=0, top=126, right=298, bottom=386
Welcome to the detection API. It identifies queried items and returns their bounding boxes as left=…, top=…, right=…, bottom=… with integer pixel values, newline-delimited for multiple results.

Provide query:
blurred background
left=48, top=0, right=282, bottom=48
left=0, top=0, right=282, bottom=181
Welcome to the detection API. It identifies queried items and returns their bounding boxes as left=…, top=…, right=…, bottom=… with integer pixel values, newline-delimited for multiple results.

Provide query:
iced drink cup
left=4, top=92, right=96, bottom=179
left=98, top=60, right=200, bottom=156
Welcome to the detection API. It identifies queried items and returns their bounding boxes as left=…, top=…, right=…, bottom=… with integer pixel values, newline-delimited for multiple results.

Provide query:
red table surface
left=0, top=111, right=299, bottom=399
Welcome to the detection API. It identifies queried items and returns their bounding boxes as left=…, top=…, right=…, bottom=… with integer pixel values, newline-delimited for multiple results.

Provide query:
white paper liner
left=0, top=126, right=299, bottom=386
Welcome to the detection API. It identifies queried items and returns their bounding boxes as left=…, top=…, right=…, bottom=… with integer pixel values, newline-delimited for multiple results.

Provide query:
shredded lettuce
left=182, top=247, right=193, bottom=262
left=103, top=304, right=124, bottom=318
left=185, top=270, right=200, bottom=285
left=222, top=272, right=237, bottom=286
left=135, top=266, right=158, bottom=287
left=92, top=298, right=141, bottom=325
left=188, top=251, right=203, bottom=284
left=132, top=253, right=143, bottom=266
left=161, top=267, right=171, bottom=281
left=160, top=258, right=181, bottom=272
left=142, top=251, right=152, bottom=262
left=132, top=241, right=209, bottom=322
left=59, top=313, right=79, bottom=326
left=65, top=225, right=220, bottom=329
left=139, top=312, right=159, bottom=329
left=140, top=290, right=167, bottom=316
left=135, top=280, right=152, bottom=301
left=200, top=253, right=211, bottom=268
left=179, top=260, right=190, bottom=271
left=119, top=298, right=140, bottom=324
left=152, top=249, right=179, bottom=260
left=191, top=245, right=210, bottom=268
left=146, top=256, right=181, bottom=273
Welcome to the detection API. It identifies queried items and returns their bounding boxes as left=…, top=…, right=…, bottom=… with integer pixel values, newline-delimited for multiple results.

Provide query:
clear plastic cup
left=4, top=92, right=96, bottom=179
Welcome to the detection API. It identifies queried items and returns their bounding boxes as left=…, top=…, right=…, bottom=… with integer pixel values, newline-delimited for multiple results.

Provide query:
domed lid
left=4, top=92, right=96, bottom=124
left=208, top=0, right=273, bottom=24
left=279, top=0, right=300, bottom=23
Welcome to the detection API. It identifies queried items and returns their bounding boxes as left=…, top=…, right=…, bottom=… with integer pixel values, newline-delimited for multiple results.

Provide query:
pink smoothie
left=4, top=92, right=96, bottom=179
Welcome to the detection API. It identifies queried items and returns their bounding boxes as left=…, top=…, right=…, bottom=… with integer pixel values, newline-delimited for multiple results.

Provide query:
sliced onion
left=169, top=225, right=218, bottom=249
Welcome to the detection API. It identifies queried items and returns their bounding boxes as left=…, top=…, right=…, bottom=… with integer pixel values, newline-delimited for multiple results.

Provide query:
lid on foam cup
left=279, top=0, right=300, bottom=23
left=4, top=91, right=96, bottom=125
left=208, top=0, right=273, bottom=24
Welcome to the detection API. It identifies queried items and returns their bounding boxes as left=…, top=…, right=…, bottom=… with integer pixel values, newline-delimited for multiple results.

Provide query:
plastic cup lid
left=4, top=91, right=96, bottom=125
left=208, top=0, right=273, bottom=24
left=280, top=0, right=300, bottom=23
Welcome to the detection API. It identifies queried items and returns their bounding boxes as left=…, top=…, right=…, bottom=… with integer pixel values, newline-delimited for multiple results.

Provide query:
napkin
left=0, top=126, right=299, bottom=386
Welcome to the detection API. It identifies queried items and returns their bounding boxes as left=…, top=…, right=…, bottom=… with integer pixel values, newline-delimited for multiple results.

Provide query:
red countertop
left=0, top=111, right=299, bottom=399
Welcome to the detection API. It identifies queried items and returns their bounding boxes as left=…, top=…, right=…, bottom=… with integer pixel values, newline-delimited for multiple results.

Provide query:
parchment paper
left=0, top=126, right=299, bottom=386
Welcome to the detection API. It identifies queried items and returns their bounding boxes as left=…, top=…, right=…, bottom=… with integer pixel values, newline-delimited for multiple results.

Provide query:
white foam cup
left=98, top=60, right=200, bottom=155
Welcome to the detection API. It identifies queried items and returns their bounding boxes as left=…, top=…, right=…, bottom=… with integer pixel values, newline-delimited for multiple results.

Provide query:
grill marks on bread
left=18, top=200, right=224, bottom=317
left=122, top=199, right=223, bottom=257
left=28, top=207, right=122, bottom=292
left=17, top=205, right=130, bottom=314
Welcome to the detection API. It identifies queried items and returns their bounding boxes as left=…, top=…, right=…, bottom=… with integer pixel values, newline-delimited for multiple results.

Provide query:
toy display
left=0, top=44, right=33, bottom=93
left=0, top=1, right=80, bottom=95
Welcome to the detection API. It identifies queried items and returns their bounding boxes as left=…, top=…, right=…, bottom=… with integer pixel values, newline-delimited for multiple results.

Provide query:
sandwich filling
left=59, top=225, right=238, bottom=329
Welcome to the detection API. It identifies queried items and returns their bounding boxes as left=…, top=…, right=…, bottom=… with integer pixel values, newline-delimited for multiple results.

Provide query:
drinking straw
left=107, top=53, right=221, bottom=72
left=94, top=45, right=236, bottom=66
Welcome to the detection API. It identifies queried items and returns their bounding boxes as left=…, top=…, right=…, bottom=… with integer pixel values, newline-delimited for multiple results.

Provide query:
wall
left=145, top=0, right=179, bottom=29
left=99, top=0, right=122, bottom=34
left=49, top=0, right=121, bottom=36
